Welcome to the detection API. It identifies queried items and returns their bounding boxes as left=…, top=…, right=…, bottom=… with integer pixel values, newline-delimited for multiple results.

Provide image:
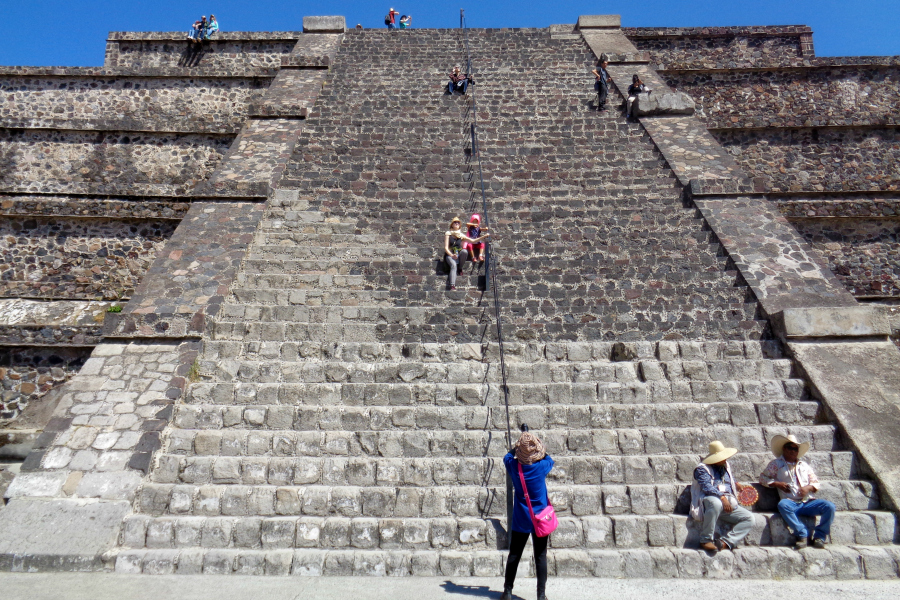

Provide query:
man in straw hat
left=760, top=434, right=835, bottom=549
left=691, top=441, right=754, bottom=552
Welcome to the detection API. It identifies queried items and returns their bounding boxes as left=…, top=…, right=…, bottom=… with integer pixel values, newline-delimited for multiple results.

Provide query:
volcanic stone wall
left=0, top=347, right=89, bottom=420
left=0, top=33, right=298, bottom=425
left=628, top=26, right=900, bottom=308
left=104, top=32, right=301, bottom=70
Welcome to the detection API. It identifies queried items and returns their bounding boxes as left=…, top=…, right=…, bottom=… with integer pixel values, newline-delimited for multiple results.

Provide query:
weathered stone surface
left=578, top=15, right=622, bottom=29
left=633, top=92, right=696, bottom=116
left=624, top=26, right=813, bottom=70
left=302, top=17, right=346, bottom=33
left=788, top=341, right=900, bottom=511
left=0, top=219, right=176, bottom=300
left=778, top=307, right=891, bottom=339
left=0, top=498, right=129, bottom=568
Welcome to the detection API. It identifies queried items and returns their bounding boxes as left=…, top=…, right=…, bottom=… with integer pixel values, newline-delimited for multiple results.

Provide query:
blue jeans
left=387, top=23, right=394, bottom=29
left=777, top=498, right=835, bottom=540
left=448, top=80, right=468, bottom=94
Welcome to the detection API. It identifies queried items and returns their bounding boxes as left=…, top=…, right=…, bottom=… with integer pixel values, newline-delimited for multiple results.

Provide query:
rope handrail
left=460, top=10, right=514, bottom=546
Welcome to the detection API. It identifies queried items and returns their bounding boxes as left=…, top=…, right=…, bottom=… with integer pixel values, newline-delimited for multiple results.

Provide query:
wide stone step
left=198, top=354, right=796, bottom=383
left=119, top=511, right=897, bottom=552
left=171, top=402, right=822, bottom=440
left=150, top=451, right=858, bottom=489
left=184, top=379, right=808, bottom=409
left=208, top=319, right=768, bottom=344
left=199, top=340, right=783, bottom=363
left=231, top=270, right=749, bottom=290
left=135, top=480, right=880, bottom=518
left=160, top=425, right=840, bottom=460
left=115, top=544, right=900, bottom=578
left=238, top=253, right=734, bottom=275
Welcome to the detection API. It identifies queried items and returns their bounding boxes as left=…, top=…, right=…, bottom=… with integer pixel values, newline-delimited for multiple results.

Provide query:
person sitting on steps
left=591, top=54, right=613, bottom=111
left=444, top=216, right=488, bottom=291
left=188, top=16, right=207, bottom=42
left=690, top=440, right=754, bottom=553
left=447, top=66, right=468, bottom=95
left=626, top=73, right=650, bottom=120
left=759, top=434, right=835, bottom=550
left=204, top=15, right=219, bottom=40
left=462, top=213, right=487, bottom=262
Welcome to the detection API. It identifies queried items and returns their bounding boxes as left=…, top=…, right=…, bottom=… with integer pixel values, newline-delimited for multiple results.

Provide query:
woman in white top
left=444, top=217, right=488, bottom=290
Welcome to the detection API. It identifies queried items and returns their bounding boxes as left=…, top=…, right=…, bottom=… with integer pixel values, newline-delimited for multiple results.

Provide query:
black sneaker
left=500, top=589, right=513, bottom=600
left=794, top=536, right=808, bottom=550
left=811, top=538, right=826, bottom=549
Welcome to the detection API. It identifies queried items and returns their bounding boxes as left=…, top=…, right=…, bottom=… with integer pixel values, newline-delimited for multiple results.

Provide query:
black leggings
left=503, top=530, right=549, bottom=594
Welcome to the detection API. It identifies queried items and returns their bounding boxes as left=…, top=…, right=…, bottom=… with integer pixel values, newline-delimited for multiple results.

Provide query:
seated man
left=448, top=66, right=468, bottom=95
left=691, top=441, right=754, bottom=552
left=760, top=434, right=835, bottom=549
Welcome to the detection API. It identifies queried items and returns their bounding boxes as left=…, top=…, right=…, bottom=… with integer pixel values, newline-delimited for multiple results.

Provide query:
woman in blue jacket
left=501, top=429, right=554, bottom=600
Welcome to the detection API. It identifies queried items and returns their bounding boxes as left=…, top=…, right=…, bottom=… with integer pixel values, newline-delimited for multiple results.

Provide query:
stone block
left=732, top=547, right=772, bottom=579
left=779, top=307, right=890, bottom=338
left=236, top=551, right=267, bottom=576
left=410, top=551, right=440, bottom=576
left=589, top=550, right=624, bottom=577
left=621, top=549, right=652, bottom=578
left=0, top=498, right=130, bottom=563
left=648, top=548, right=678, bottom=578
left=291, top=549, right=325, bottom=576
left=439, top=551, right=473, bottom=576
left=203, top=550, right=235, bottom=575
left=354, top=551, right=387, bottom=576
left=115, top=550, right=145, bottom=574
left=613, top=516, right=647, bottom=548
left=830, top=546, right=863, bottom=579
left=472, top=551, right=502, bottom=577
left=802, top=548, right=835, bottom=579
left=554, top=549, right=593, bottom=576
left=146, top=549, right=182, bottom=577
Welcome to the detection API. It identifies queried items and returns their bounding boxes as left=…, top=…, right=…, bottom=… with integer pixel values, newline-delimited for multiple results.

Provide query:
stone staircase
left=116, top=28, right=899, bottom=578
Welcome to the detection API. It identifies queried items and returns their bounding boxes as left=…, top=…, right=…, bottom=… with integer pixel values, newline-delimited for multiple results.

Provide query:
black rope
left=460, top=10, right=513, bottom=548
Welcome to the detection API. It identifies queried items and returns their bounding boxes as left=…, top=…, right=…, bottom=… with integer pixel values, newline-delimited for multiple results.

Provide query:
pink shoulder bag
left=517, top=462, right=558, bottom=537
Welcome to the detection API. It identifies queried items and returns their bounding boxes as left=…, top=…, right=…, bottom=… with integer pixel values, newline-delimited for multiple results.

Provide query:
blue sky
left=1, top=0, right=898, bottom=66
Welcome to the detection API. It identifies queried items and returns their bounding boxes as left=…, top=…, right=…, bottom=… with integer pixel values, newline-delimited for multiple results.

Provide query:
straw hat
left=702, top=440, right=737, bottom=465
left=770, top=434, right=810, bottom=458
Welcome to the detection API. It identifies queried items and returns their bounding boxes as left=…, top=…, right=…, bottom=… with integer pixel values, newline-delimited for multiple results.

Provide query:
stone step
left=171, top=401, right=822, bottom=439
left=114, top=544, right=900, bottom=578
left=119, top=511, right=898, bottom=552
left=184, top=378, right=808, bottom=408
left=198, top=355, right=796, bottom=382
left=150, top=451, right=858, bottom=489
left=238, top=253, right=734, bottom=275
left=134, top=480, right=881, bottom=519
left=208, top=320, right=769, bottom=344
left=160, top=425, right=840, bottom=460
left=199, top=340, right=783, bottom=363
left=231, top=271, right=750, bottom=291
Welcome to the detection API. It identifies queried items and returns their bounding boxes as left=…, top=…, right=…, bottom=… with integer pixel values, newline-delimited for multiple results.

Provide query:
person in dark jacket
left=500, top=429, right=554, bottom=600
left=591, top=54, right=613, bottom=111
left=626, top=73, right=650, bottom=120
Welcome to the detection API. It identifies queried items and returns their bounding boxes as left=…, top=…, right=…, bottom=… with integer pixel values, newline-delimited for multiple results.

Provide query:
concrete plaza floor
left=1, top=574, right=899, bottom=600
